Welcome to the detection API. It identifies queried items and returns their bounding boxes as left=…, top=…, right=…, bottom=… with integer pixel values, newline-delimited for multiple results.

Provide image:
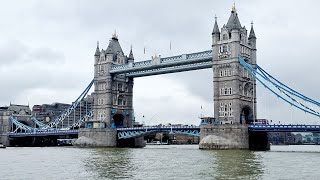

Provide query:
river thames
left=0, top=145, right=319, bottom=180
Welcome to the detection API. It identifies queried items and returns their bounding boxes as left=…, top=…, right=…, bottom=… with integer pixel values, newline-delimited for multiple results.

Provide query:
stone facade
left=199, top=124, right=249, bottom=149
left=0, top=104, right=33, bottom=146
left=212, top=6, right=257, bottom=125
left=199, top=6, right=260, bottom=150
left=74, top=128, right=117, bottom=147
left=92, top=34, right=134, bottom=128
left=75, top=33, right=141, bottom=148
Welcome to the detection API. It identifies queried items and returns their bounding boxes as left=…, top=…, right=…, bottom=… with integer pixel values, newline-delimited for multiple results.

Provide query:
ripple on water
left=1, top=145, right=320, bottom=180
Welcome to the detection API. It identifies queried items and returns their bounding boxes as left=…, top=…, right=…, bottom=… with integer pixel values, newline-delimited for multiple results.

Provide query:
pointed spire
left=249, top=21, right=256, bottom=39
left=112, top=30, right=118, bottom=40
left=232, top=2, right=236, bottom=13
left=212, top=15, right=220, bottom=35
left=106, top=32, right=123, bottom=55
left=94, top=41, right=100, bottom=56
left=128, top=45, right=134, bottom=60
left=226, top=3, right=242, bottom=31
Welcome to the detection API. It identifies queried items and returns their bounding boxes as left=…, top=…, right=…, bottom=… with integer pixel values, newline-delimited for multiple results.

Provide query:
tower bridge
left=1, top=6, right=319, bottom=150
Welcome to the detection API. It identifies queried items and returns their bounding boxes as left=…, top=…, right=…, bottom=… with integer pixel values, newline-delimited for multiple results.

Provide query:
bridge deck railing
left=110, top=50, right=212, bottom=74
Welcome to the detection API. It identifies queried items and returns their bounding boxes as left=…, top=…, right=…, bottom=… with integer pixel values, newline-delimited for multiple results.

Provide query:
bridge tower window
left=118, top=96, right=125, bottom=106
left=223, top=34, right=227, bottom=40
left=223, top=46, right=228, bottom=52
left=118, top=83, right=123, bottom=91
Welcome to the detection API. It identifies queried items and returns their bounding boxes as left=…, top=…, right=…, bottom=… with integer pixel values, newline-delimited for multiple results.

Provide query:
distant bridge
left=248, top=124, right=320, bottom=132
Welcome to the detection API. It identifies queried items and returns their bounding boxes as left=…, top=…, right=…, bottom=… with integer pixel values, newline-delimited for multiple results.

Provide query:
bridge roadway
left=8, top=124, right=320, bottom=138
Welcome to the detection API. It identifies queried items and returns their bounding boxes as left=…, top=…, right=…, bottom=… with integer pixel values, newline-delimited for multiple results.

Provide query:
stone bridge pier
left=199, top=125, right=270, bottom=150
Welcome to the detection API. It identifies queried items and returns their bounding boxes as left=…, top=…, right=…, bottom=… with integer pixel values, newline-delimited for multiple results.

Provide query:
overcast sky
left=0, top=0, right=319, bottom=125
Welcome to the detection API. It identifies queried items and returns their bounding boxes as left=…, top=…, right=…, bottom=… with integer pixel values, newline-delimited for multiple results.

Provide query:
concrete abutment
left=199, top=124, right=269, bottom=150
left=74, top=128, right=145, bottom=148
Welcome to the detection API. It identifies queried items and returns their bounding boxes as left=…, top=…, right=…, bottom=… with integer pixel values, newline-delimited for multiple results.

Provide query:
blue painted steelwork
left=68, top=110, right=93, bottom=129
left=116, top=126, right=201, bottom=139
left=249, top=124, right=320, bottom=132
left=8, top=130, right=79, bottom=137
left=41, top=80, right=94, bottom=129
left=30, top=117, right=46, bottom=128
left=10, top=110, right=93, bottom=133
left=110, top=50, right=213, bottom=77
left=9, top=116, right=36, bottom=133
left=9, top=124, right=320, bottom=138
left=257, top=65, right=320, bottom=106
left=239, top=57, right=320, bottom=117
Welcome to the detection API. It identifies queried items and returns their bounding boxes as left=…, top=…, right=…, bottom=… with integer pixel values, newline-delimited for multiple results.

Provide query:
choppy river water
left=0, top=145, right=319, bottom=180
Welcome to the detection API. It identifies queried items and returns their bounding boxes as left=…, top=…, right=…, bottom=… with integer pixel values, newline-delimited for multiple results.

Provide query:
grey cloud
left=0, top=0, right=319, bottom=125
left=28, top=47, right=65, bottom=64
left=0, top=40, right=65, bottom=65
left=0, top=40, right=28, bottom=65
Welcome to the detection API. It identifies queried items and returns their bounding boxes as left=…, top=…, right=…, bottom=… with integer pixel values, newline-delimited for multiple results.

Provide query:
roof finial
left=129, top=44, right=134, bottom=60
left=232, top=2, right=236, bottom=13
left=249, top=21, right=256, bottom=39
left=112, top=30, right=118, bottom=39
left=95, top=41, right=100, bottom=56
left=212, top=14, right=220, bottom=34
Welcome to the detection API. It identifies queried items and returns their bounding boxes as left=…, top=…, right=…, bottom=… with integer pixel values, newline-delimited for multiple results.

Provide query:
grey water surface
left=0, top=145, right=319, bottom=180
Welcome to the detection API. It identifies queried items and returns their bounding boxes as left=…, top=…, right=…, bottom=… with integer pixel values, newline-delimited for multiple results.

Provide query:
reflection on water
left=213, top=150, right=263, bottom=180
left=84, top=148, right=135, bottom=179
left=83, top=146, right=263, bottom=180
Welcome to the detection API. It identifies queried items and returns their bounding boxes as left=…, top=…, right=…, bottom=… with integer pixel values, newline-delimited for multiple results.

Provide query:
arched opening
left=240, top=106, right=253, bottom=124
left=112, top=114, right=124, bottom=128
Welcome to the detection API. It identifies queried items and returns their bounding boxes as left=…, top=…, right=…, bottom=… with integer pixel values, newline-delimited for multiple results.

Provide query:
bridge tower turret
left=92, top=33, right=134, bottom=129
left=212, top=5, right=257, bottom=125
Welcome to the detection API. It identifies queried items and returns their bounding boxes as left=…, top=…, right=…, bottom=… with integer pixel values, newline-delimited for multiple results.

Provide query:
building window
left=118, top=96, right=125, bottom=106
left=223, top=34, right=227, bottom=40
left=220, top=70, right=223, bottom=77
left=118, top=83, right=123, bottom=91
left=113, top=96, right=117, bottom=104
left=224, top=70, right=227, bottom=76
left=219, top=102, right=233, bottom=117
left=223, top=45, right=227, bottom=52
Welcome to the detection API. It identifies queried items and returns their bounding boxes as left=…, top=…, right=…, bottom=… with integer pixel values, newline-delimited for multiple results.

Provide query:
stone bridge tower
left=76, top=33, right=143, bottom=148
left=92, top=33, right=134, bottom=128
left=212, top=5, right=257, bottom=125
